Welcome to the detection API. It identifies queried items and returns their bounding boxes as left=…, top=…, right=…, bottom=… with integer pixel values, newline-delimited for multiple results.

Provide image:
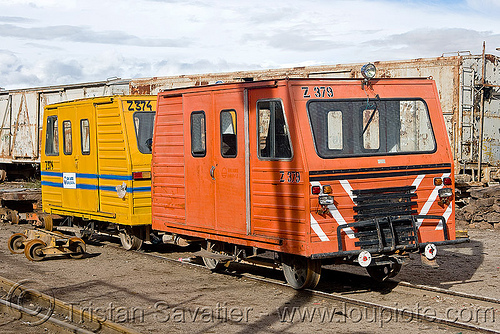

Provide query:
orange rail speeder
left=151, top=64, right=468, bottom=289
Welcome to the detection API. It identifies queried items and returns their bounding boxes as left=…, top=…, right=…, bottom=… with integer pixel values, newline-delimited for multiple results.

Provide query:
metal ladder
left=459, top=67, right=475, bottom=168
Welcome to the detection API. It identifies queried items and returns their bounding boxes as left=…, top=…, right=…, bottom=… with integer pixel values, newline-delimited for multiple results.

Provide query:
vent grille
left=351, top=186, right=418, bottom=251
left=353, top=216, right=418, bottom=250
left=352, top=185, right=417, bottom=221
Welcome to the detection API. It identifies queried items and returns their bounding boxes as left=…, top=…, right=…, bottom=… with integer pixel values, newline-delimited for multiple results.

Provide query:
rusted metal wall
left=1, top=55, right=499, bottom=180
left=0, top=80, right=130, bottom=165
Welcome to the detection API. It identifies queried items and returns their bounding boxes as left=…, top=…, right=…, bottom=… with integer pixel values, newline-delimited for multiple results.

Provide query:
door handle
left=210, top=166, right=216, bottom=180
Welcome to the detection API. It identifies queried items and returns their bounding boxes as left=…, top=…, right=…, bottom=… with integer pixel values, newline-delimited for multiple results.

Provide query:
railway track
left=0, top=276, right=140, bottom=334
left=3, top=222, right=498, bottom=333
left=103, top=242, right=500, bottom=334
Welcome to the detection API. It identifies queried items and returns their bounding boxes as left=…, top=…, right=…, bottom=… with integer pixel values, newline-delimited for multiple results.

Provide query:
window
left=45, top=116, right=59, bottom=156
left=398, top=100, right=435, bottom=152
left=362, top=109, right=380, bottom=150
left=327, top=111, right=343, bottom=150
left=191, top=111, right=206, bottom=157
left=257, top=100, right=292, bottom=159
left=220, top=110, right=237, bottom=158
left=81, top=119, right=90, bottom=155
left=62, top=121, right=72, bottom=155
left=133, top=112, right=155, bottom=154
left=307, top=99, right=436, bottom=158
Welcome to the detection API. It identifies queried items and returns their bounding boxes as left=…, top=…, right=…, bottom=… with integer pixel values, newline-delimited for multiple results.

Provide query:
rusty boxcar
left=151, top=66, right=467, bottom=289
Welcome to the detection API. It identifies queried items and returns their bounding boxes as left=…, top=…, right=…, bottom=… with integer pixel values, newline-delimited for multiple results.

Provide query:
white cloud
left=0, top=0, right=499, bottom=89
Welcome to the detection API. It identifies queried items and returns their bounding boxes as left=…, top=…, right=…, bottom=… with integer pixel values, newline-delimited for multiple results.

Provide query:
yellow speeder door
left=76, top=106, right=99, bottom=212
left=59, top=106, right=79, bottom=209
left=59, top=104, right=99, bottom=212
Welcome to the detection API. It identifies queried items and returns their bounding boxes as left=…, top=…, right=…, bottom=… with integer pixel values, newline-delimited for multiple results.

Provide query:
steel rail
left=397, top=280, right=500, bottom=305
left=111, top=244, right=500, bottom=334
left=0, top=276, right=140, bottom=334
left=0, top=297, right=94, bottom=334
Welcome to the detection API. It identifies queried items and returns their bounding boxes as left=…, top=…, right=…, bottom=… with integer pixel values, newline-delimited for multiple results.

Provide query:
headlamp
left=319, top=195, right=334, bottom=205
left=438, top=188, right=453, bottom=198
left=361, top=63, right=376, bottom=80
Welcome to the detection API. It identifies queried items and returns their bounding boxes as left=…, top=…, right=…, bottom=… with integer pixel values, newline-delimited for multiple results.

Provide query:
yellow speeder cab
left=41, top=95, right=156, bottom=249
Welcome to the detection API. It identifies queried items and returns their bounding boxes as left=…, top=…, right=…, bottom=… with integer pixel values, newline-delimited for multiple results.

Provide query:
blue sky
left=1, top=0, right=500, bottom=89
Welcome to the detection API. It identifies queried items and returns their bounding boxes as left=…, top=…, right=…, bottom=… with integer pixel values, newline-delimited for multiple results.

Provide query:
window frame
left=256, top=98, right=293, bottom=161
left=220, top=109, right=237, bottom=158
left=62, top=120, right=72, bottom=155
left=133, top=111, right=156, bottom=154
left=80, top=119, right=90, bottom=155
left=44, top=115, right=59, bottom=156
left=307, top=98, right=437, bottom=159
left=190, top=110, right=207, bottom=157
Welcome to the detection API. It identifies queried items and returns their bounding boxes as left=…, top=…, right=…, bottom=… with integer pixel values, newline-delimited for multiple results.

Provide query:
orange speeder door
left=184, top=93, right=216, bottom=230
left=213, top=90, right=247, bottom=234
left=247, top=86, right=304, bottom=241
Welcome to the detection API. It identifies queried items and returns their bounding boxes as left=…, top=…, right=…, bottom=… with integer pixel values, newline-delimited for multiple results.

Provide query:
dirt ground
left=0, top=220, right=499, bottom=334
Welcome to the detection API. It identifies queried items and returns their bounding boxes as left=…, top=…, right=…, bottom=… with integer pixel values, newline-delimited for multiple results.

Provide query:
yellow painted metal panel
left=41, top=95, right=156, bottom=227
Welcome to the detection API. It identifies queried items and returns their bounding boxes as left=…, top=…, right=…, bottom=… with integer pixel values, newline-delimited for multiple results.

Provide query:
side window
left=133, top=112, right=155, bottom=154
left=63, top=121, right=72, bottom=155
left=45, top=116, right=59, bottom=156
left=191, top=111, right=206, bottom=157
left=220, top=110, right=237, bottom=158
left=81, top=119, right=90, bottom=155
left=257, top=99, right=292, bottom=159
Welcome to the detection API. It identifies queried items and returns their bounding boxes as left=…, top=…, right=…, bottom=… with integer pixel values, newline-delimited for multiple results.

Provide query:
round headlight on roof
left=361, top=63, right=376, bottom=80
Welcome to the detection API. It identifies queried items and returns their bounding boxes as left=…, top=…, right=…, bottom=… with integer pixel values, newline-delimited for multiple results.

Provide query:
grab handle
left=210, top=166, right=216, bottom=180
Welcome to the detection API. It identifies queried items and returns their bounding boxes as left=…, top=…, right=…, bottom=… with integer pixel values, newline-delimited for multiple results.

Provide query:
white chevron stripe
left=412, top=174, right=425, bottom=190
left=328, top=203, right=355, bottom=239
left=310, top=214, right=330, bottom=241
left=438, top=202, right=453, bottom=230
left=417, top=173, right=450, bottom=228
left=340, top=180, right=354, bottom=202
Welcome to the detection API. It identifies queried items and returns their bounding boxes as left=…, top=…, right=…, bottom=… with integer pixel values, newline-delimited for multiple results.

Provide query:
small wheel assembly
left=68, top=237, right=86, bottom=259
left=24, top=239, right=46, bottom=261
left=42, top=215, right=54, bottom=231
left=8, top=233, right=27, bottom=254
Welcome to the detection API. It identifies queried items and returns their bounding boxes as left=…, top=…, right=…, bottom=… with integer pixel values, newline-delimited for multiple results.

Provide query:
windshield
left=134, top=112, right=156, bottom=154
left=307, top=99, right=436, bottom=158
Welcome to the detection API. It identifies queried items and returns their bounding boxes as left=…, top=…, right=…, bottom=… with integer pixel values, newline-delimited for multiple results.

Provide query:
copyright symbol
left=6, top=279, right=56, bottom=326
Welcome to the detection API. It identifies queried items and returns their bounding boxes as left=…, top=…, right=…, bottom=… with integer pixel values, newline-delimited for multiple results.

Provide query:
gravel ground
left=0, top=221, right=497, bottom=334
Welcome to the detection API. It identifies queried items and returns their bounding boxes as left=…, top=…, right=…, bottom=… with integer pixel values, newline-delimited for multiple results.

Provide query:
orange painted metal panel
left=152, top=78, right=455, bottom=258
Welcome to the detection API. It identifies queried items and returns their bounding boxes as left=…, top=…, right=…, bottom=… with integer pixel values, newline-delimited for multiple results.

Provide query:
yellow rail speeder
left=41, top=95, right=156, bottom=249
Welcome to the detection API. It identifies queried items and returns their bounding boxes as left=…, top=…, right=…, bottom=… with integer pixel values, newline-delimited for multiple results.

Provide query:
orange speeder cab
left=152, top=68, right=469, bottom=289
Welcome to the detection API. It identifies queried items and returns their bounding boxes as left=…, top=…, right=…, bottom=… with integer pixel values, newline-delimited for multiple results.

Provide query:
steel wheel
left=24, top=239, right=46, bottom=261
left=8, top=233, right=27, bottom=254
left=119, top=230, right=143, bottom=250
left=69, top=237, right=86, bottom=259
left=202, top=242, right=226, bottom=271
left=366, top=261, right=402, bottom=282
left=9, top=211, right=19, bottom=224
left=42, top=215, right=53, bottom=231
left=202, top=256, right=225, bottom=271
left=281, top=254, right=321, bottom=290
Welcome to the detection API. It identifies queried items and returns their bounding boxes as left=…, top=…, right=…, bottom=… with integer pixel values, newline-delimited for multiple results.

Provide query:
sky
left=1, top=0, right=500, bottom=90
